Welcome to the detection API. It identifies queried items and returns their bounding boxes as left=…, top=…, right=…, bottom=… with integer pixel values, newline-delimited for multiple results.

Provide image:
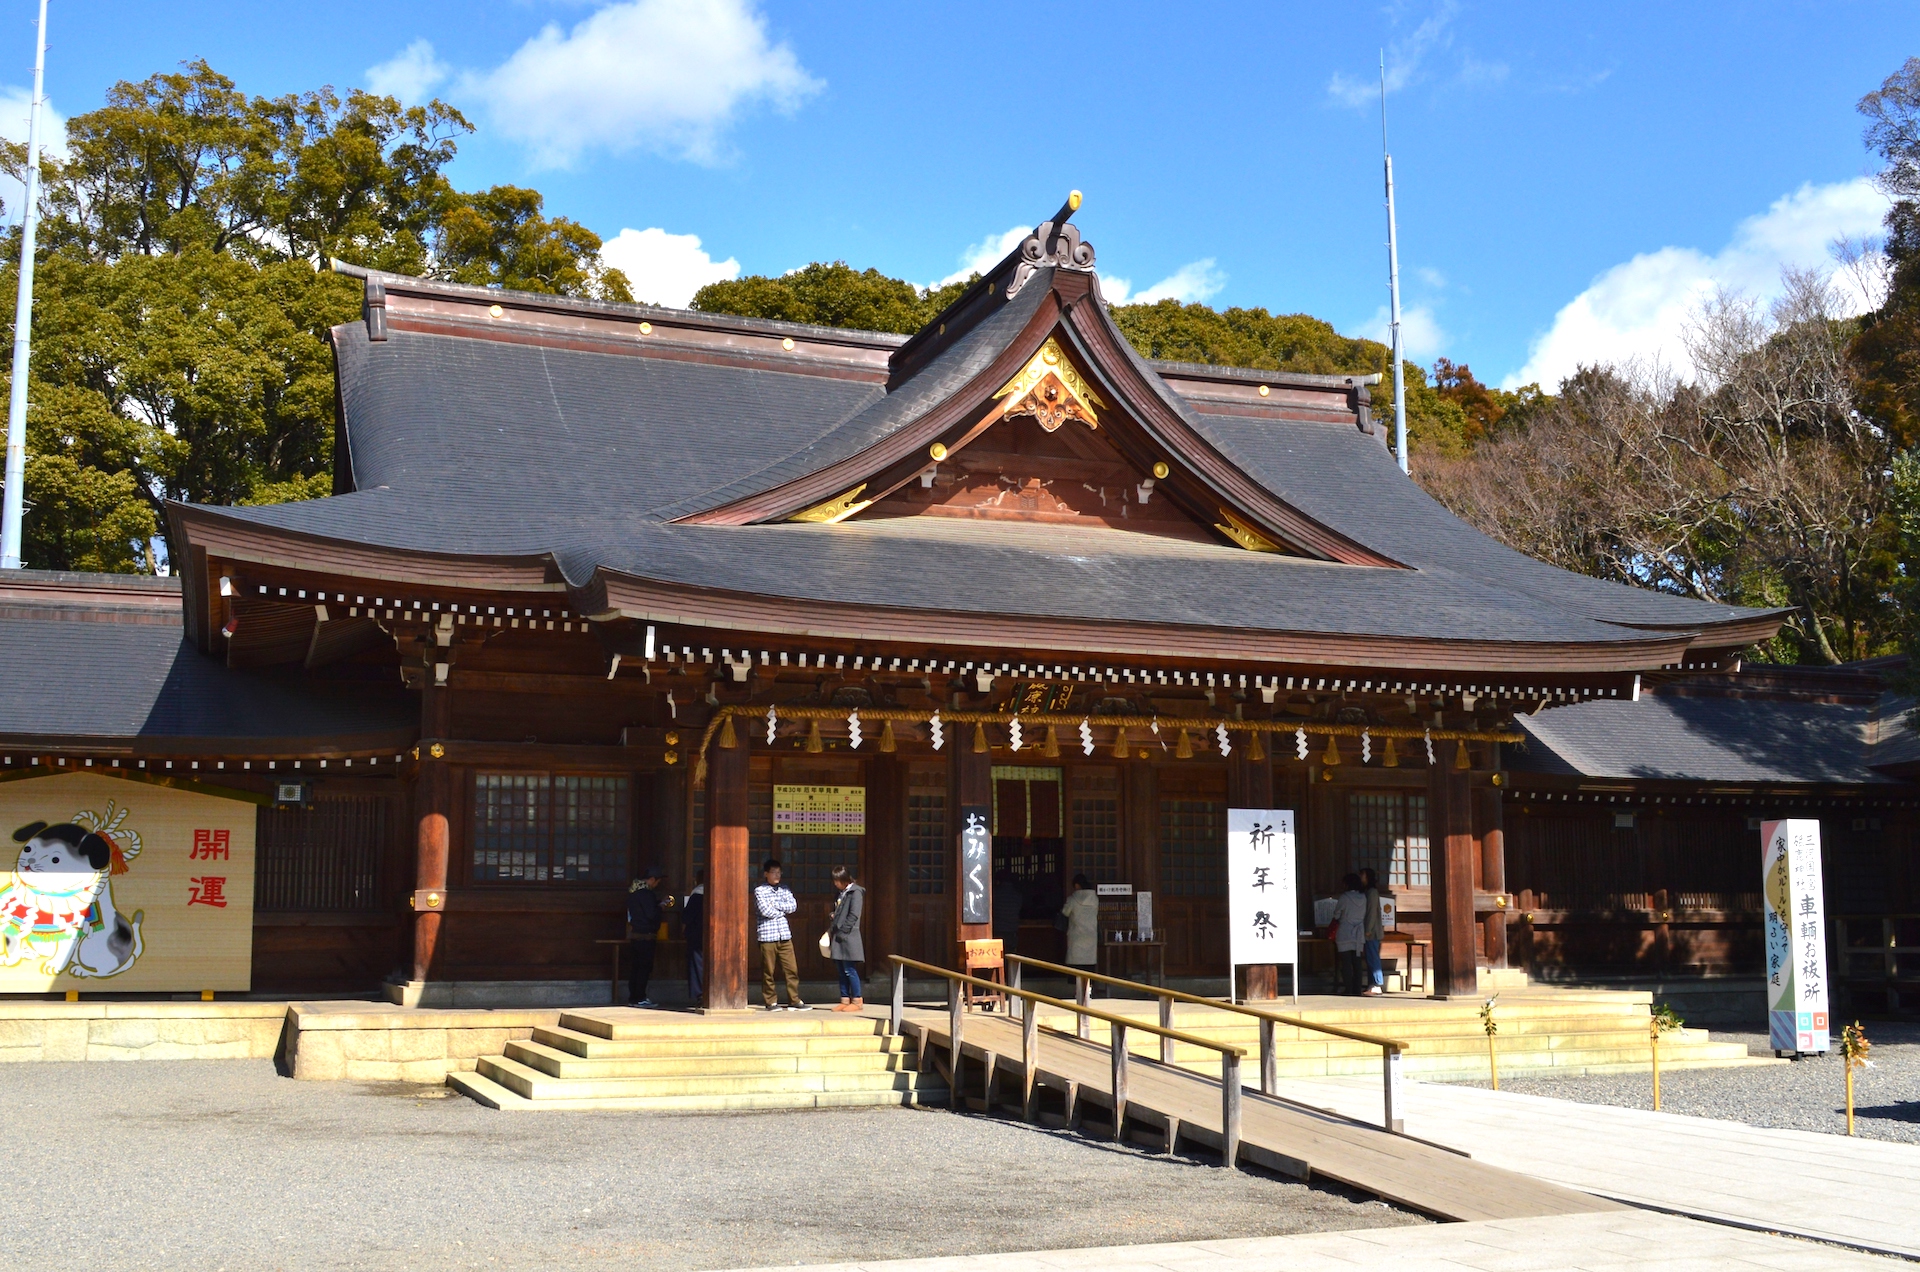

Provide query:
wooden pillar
left=1475, top=784, right=1508, bottom=970
left=866, top=755, right=905, bottom=969
left=1428, top=765, right=1479, bottom=998
left=410, top=681, right=452, bottom=983
left=703, top=723, right=751, bottom=1010
left=1229, top=741, right=1278, bottom=1001
left=952, top=730, right=992, bottom=949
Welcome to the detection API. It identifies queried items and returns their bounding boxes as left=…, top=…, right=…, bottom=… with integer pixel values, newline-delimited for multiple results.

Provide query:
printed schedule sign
left=1763, top=818, right=1829, bottom=1054
left=0, top=772, right=256, bottom=993
left=771, top=785, right=865, bottom=835
left=1228, top=808, right=1296, bottom=971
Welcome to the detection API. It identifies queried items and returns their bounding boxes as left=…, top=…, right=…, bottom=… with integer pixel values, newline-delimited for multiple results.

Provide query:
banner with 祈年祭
left=1227, top=808, right=1296, bottom=988
left=1763, top=818, right=1829, bottom=1054
left=0, top=772, right=256, bottom=993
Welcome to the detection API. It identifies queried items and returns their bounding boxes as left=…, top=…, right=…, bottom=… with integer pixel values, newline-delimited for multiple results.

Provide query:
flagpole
left=1381, top=51, right=1409, bottom=476
left=1, top=0, right=49, bottom=569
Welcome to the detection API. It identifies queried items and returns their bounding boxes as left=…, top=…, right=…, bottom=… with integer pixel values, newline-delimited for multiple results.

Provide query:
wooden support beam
left=1476, top=783, right=1508, bottom=970
left=704, top=720, right=751, bottom=1010
left=1429, top=765, right=1479, bottom=997
left=410, top=681, right=452, bottom=982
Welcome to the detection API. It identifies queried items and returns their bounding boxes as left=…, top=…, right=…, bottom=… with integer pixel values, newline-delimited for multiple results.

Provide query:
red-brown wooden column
left=704, top=725, right=751, bottom=1010
left=1476, top=783, right=1508, bottom=969
left=1428, top=763, right=1479, bottom=998
left=1228, top=739, right=1278, bottom=1000
left=952, top=730, right=992, bottom=950
left=410, top=680, right=452, bottom=984
left=866, top=755, right=905, bottom=969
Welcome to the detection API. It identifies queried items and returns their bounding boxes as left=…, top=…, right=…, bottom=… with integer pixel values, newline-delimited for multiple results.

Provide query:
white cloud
left=1361, top=303, right=1448, bottom=360
left=464, top=0, right=820, bottom=168
left=1416, top=266, right=1447, bottom=288
left=1328, top=2, right=1456, bottom=107
left=367, top=39, right=450, bottom=105
left=599, top=226, right=739, bottom=307
left=0, top=86, right=65, bottom=228
left=1103, top=259, right=1228, bottom=306
left=1504, top=177, right=1892, bottom=390
left=934, top=225, right=1027, bottom=288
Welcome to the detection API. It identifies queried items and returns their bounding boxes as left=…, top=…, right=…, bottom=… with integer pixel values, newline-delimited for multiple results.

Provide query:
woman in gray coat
left=829, top=865, right=866, bottom=1012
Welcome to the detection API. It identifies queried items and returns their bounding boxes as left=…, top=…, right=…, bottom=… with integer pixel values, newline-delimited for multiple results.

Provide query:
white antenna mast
left=1381, top=50, right=1409, bottom=475
left=1, top=0, right=48, bottom=568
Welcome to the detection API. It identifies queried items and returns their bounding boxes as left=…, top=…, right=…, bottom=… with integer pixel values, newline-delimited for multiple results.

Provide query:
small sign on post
left=958, top=804, right=991, bottom=926
left=1228, top=808, right=1297, bottom=1002
left=1763, top=818, right=1829, bottom=1055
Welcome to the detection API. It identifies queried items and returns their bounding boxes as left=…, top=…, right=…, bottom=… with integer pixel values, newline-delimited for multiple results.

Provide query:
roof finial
left=1006, top=193, right=1096, bottom=299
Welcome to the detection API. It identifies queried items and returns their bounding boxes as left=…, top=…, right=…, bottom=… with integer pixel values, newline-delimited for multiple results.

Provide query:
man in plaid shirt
left=754, top=859, right=808, bottom=1010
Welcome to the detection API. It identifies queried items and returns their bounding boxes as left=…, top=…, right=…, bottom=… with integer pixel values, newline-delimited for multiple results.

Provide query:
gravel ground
left=1452, top=1021, right=1920, bottom=1144
left=0, top=1061, right=1422, bottom=1271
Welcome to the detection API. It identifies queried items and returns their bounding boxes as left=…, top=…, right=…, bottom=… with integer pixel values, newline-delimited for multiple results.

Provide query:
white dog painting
left=0, top=800, right=144, bottom=978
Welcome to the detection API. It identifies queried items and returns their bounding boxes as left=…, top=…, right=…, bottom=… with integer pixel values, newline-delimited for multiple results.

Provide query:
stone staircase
left=1029, top=990, right=1774, bottom=1083
left=447, top=1009, right=946, bottom=1111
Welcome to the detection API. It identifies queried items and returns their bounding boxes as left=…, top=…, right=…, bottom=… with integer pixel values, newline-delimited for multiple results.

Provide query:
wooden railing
left=1005, top=953, right=1408, bottom=1134
left=1830, top=914, right=1920, bottom=1016
left=888, top=955, right=1247, bottom=1166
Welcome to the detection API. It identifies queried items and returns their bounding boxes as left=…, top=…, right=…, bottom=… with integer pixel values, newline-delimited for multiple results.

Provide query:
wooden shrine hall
left=0, top=195, right=1788, bottom=1009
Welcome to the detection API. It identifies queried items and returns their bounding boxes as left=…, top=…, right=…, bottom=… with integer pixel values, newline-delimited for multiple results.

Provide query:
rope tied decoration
left=695, top=705, right=1523, bottom=781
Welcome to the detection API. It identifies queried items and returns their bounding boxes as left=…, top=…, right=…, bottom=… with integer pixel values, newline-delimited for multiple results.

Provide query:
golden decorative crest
left=790, top=483, right=872, bottom=524
left=1214, top=508, right=1282, bottom=554
left=994, top=338, right=1107, bottom=432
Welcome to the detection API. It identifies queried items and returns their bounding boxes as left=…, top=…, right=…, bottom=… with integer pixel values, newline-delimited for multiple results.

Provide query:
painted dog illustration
left=0, top=814, right=143, bottom=978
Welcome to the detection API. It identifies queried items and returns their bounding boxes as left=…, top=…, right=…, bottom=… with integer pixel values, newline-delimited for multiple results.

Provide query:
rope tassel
left=972, top=723, right=989, bottom=754
left=1382, top=736, right=1399, bottom=768
left=1454, top=739, right=1472, bottom=771
left=1042, top=724, right=1060, bottom=758
left=878, top=719, right=897, bottom=753
left=1322, top=733, right=1342, bottom=766
left=1175, top=728, right=1194, bottom=760
left=1112, top=725, right=1130, bottom=759
left=805, top=719, right=824, bottom=753
left=717, top=714, right=738, bottom=749
left=1246, top=728, right=1265, bottom=762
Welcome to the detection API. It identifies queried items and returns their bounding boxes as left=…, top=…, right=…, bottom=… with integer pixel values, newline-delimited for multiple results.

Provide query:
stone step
left=557, top=1010, right=884, bottom=1041
left=504, top=1038, right=919, bottom=1079
left=448, top=1068, right=948, bottom=1113
left=475, top=1053, right=945, bottom=1102
left=531, top=1024, right=909, bottom=1059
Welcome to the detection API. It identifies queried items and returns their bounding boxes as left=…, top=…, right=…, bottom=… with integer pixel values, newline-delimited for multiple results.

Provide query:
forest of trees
left=5, top=56, right=1919, bottom=670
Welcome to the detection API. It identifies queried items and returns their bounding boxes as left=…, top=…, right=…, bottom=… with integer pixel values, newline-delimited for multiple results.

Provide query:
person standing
left=1330, top=873, right=1368, bottom=996
left=754, top=858, right=807, bottom=1011
left=828, top=865, right=866, bottom=1012
left=626, top=866, right=670, bottom=1008
left=682, top=869, right=707, bottom=1007
left=991, top=865, right=1025, bottom=958
left=1357, top=866, right=1386, bottom=997
left=1060, top=872, right=1099, bottom=984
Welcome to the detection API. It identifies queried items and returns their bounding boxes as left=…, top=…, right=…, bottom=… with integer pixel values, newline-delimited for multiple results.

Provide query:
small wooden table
left=594, top=938, right=625, bottom=1005
left=1380, top=935, right=1431, bottom=993
left=1100, top=937, right=1166, bottom=987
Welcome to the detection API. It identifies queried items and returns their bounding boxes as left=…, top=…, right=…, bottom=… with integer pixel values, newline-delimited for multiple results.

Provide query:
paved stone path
left=718, top=1210, right=1903, bottom=1271
left=1264, top=1075, right=1920, bottom=1260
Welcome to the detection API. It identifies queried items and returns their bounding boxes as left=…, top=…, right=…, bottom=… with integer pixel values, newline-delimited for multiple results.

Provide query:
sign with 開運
left=772, top=785, right=865, bottom=835
left=0, top=772, right=256, bottom=993
left=958, top=804, right=991, bottom=925
left=1228, top=808, right=1296, bottom=976
left=1763, top=818, right=1829, bottom=1054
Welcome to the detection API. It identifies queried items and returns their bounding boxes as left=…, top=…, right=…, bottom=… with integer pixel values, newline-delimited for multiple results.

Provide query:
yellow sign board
left=772, top=785, right=865, bottom=836
left=0, top=773, right=256, bottom=992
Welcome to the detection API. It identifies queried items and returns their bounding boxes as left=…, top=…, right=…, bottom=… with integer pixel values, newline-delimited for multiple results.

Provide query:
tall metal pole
left=1, top=0, right=48, bottom=568
left=1381, top=52, right=1408, bottom=476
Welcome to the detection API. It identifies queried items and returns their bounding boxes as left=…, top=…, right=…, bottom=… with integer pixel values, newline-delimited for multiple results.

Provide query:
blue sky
left=7, top=1, right=1916, bottom=388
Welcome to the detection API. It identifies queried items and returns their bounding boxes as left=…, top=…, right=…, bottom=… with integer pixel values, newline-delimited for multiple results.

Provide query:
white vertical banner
left=1762, top=818, right=1829, bottom=1054
left=1228, top=808, right=1296, bottom=972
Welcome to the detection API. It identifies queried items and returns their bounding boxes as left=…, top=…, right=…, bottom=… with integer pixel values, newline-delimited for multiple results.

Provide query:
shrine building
left=0, top=196, right=1807, bottom=1008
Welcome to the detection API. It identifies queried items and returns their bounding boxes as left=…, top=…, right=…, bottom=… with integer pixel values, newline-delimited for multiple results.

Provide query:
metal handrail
left=1005, top=953, right=1406, bottom=1134
left=888, top=954, right=1244, bottom=1166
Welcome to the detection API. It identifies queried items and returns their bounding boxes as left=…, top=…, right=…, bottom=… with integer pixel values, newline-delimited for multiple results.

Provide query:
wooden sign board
left=0, top=773, right=256, bottom=992
left=958, top=803, right=991, bottom=925
left=772, top=785, right=865, bottom=835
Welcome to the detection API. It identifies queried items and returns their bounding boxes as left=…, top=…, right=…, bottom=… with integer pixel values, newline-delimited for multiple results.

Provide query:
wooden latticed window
left=1160, top=797, right=1226, bottom=896
left=473, top=773, right=630, bottom=883
left=907, top=767, right=947, bottom=895
left=1070, top=770, right=1120, bottom=883
left=773, top=834, right=860, bottom=894
left=1348, top=792, right=1430, bottom=888
left=255, top=797, right=386, bottom=912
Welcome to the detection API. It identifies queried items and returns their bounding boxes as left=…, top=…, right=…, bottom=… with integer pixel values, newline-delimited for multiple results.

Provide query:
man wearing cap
left=626, top=866, right=672, bottom=1008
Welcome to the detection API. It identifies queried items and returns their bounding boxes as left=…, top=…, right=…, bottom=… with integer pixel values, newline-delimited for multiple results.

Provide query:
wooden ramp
left=906, top=1011, right=1620, bottom=1224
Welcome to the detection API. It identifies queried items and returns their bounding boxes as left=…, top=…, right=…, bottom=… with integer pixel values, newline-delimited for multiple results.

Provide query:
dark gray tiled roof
left=1512, top=693, right=1903, bottom=785
left=0, top=613, right=415, bottom=744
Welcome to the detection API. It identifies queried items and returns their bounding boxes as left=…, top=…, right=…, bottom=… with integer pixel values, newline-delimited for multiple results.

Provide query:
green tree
left=694, top=261, right=967, bottom=334
left=437, top=185, right=631, bottom=300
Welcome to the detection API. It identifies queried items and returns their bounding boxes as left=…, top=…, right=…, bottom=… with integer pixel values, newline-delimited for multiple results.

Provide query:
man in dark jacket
left=627, top=866, right=670, bottom=1008
left=681, top=869, right=706, bottom=1007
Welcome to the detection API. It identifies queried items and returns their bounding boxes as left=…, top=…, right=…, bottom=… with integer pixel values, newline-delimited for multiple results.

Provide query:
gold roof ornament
left=994, top=337, right=1107, bottom=432
left=1214, top=508, right=1282, bottom=554
left=790, top=483, right=872, bottom=524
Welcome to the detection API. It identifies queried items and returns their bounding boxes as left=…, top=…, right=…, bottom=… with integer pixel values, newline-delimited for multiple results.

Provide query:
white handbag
left=818, top=931, right=833, bottom=958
